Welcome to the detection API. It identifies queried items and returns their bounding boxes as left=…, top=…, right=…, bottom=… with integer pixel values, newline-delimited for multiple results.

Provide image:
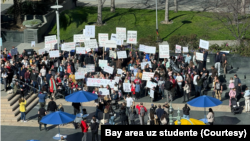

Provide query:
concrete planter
left=25, top=24, right=40, bottom=29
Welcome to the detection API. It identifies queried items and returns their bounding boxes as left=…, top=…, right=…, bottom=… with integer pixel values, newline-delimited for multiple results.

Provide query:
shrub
left=22, top=19, right=42, bottom=26
left=168, top=34, right=199, bottom=51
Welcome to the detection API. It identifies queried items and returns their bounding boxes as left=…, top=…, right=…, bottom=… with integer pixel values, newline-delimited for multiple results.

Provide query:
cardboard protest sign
left=98, top=33, right=109, bottom=47
left=159, top=45, right=170, bottom=58
left=84, top=25, right=95, bottom=38
left=76, top=47, right=86, bottom=54
left=38, top=49, right=46, bottom=55
left=62, top=42, right=75, bottom=51
left=75, top=71, right=85, bottom=80
left=74, top=34, right=90, bottom=42
left=99, top=88, right=110, bottom=95
left=175, top=45, right=181, bottom=53
left=86, top=64, right=95, bottom=72
left=139, top=44, right=146, bottom=52
left=45, top=35, right=57, bottom=48
left=110, top=33, right=123, bottom=46
left=196, top=52, right=204, bottom=61
left=127, top=31, right=137, bottom=44
left=146, top=81, right=157, bottom=89
left=141, top=61, right=152, bottom=69
left=31, top=41, right=35, bottom=47
left=49, top=50, right=59, bottom=58
left=99, top=60, right=108, bottom=68
left=123, top=83, right=131, bottom=92
left=104, top=66, right=114, bottom=74
left=84, top=39, right=98, bottom=49
left=105, top=40, right=117, bottom=48
left=109, top=50, right=116, bottom=58
left=117, top=51, right=127, bottom=59
left=183, top=47, right=189, bottom=53
left=117, top=69, right=123, bottom=74
left=199, top=39, right=209, bottom=50
left=116, top=27, right=126, bottom=40
left=145, top=46, right=156, bottom=54
left=142, top=72, right=154, bottom=81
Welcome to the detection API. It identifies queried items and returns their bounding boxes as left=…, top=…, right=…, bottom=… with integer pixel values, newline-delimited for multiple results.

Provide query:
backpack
left=140, top=106, right=145, bottom=116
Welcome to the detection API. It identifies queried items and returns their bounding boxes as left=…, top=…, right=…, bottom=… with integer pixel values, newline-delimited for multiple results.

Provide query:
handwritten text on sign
left=199, top=39, right=209, bottom=50
left=146, top=81, right=157, bottom=89
left=62, top=42, right=75, bottom=51
left=104, top=66, right=114, bottom=74
left=175, top=45, right=181, bottom=53
left=45, top=35, right=57, bottom=48
left=196, top=52, right=204, bottom=61
left=116, top=27, right=126, bottom=40
left=117, top=51, right=127, bottom=59
left=49, top=50, right=59, bottom=58
left=87, top=78, right=110, bottom=87
left=159, top=45, right=170, bottom=58
left=84, top=25, right=95, bottom=38
left=142, top=72, right=155, bottom=81
left=84, top=39, right=98, bottom=49
left=105, top=40, right=117, bottom=48
left=98, top=33, right=109, bottom=47
left=111, top=33, right=123, bottom=46
left=109, top=50, right=116, bottom=58
left=123, top=83, right=131, bottom=92
left=74, top=34, right=90, bottom=42
left=99, top=88, right=110, bottom=95
left=86, top=64, right=95, bottom=72
left=76, top=47, right=86, bottom=54
left=99, top=60, right=108, bottom=68
left=127, top=31, right=137, bottom=44
left=75, top=71, right=85, bottom=80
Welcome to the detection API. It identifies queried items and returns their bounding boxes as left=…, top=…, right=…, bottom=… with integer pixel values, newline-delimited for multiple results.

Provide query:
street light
left=51, top=0, right=63, bottom=50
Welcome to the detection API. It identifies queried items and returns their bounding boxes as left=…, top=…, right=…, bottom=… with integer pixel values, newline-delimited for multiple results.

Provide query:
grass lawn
left=49, top=7, right=250, bottom=42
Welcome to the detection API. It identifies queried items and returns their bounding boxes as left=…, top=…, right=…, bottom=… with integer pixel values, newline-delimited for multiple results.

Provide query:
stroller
left=231, top=98, right=240, bottom=115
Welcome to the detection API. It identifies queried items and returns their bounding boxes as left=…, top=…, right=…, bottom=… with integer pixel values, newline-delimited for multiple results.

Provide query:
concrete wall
left=1, top=29, right=24, bottom=42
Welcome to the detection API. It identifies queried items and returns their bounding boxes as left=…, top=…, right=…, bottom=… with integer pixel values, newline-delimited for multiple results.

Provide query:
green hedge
left=22, top=19, right=42, bottom=26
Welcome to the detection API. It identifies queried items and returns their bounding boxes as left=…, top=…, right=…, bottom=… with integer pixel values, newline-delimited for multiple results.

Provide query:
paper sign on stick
left=104, top=66, right=114, bottom=74
left=117, top=51, right=127, bottom=59
left=75, top=71, right=85, bottom=80
left=84, top=39, right=98, bottom=49
left=84, top=25, right=95, bottom=38
left=99, top=60, right=108, bottom=68
left=99, top=88, right=110, bottom=95
left=127, top=31, right=137, bottom=44
left=49, top=50, right=59, bottom=58
left=196, top=52, right=204, bottom=61
left=183, top=47, right=188, bottom=53
left=76, top=47, right=86, bottom=54
left=86, top=64, right=95, bottom=72
left=116, top=27, right=126, bottom=40
left=74, top=34, right=90, bottom=42
left=199, top=39, right=209, bottom=50
left=105, top=40, right=117, bottom=48
left=123, top=83, right=131, bottom=92
left=142, top=72, right=154, bottom=81
left=159, top=45, right=170, bottom=58
left=98, top=33, right=109, bottom=47
left=45, top=35, right=57, bottom=48
left=175, top=45, right=181, bottom=53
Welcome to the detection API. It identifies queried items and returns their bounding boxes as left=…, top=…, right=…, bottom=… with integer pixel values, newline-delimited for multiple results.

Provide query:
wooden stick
left=103, top=47, right=104, bottom=60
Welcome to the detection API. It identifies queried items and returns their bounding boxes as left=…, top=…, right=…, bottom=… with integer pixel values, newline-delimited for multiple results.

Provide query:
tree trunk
left=14, top=0, right=23, bottom=26
left=241, top=0, right=245, bottom=14
left=174, top=0, right=178, bottom=13
left=97, top=0, right=103, bottom=25
left=165, top=0, right=169, bottom=22
left=110, top=0, right=115, bottom=12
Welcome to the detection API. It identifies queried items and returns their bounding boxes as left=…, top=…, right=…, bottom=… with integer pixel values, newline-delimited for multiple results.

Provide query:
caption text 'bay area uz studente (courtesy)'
left=104, top=129, right=247, bottom=138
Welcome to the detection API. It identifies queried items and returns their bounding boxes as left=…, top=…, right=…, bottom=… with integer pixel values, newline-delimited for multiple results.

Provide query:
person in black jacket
left=90, top=119, right=99, bottom=141
left=164, top=78, right=173, bottom=102
left=47, top=98, right=57, bottom=113
left=119, top=106, right=129, bottom=125
left=214, top=52, right=221, bottom=75
left=85, top=52, right=94, bottom=65
left=182, top=104, right=190, bottom=119
left=30, top=69, right=38, bottom=94
left=236, top=83, right=243, bottom=102
left=72, top=102, right=81, bottom=115
left=38, top=104, right=48, bottom=131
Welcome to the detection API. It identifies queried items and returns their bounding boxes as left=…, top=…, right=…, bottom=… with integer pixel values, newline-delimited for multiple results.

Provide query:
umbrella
left=40, top=111, right=76, bottom=138
left=187, top=95, right=222, bottom=123
left=174, top=118, right=206, bottom=125
left=26, top=140, right=40, bottom=141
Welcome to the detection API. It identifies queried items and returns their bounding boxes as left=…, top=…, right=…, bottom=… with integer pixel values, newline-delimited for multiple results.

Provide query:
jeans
left=21, top=112, right=26, bottom=120
left=183, top=91, right=189, bottom=101
left=215, top=62, right=221, bottom=75
left=95, top=108, right=102, bottom=118
left=39, top=124, right=47, bottom=130
left=1, top=77, right=3, bottom=84
left=159, top=89, right=164, bottom=98
left=139, top=115, right=144, bottom=125
left=164, top=89, right=171, bottom=102
left=38, top=85, right=41, bottom=93
left=109, top=116, right=115, bottom=125
left=3, top=78, right=7, bottom=90
left=183, top=115, right=189, bottom=119
left=197, top=86, right=202, bottom=96
left=32, top=81, right=37, bottom=93
left=82, top=132, right=87, bottom=141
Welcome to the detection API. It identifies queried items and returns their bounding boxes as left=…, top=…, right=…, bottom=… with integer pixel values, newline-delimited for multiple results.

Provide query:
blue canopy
left=40, top=111, right=76, bottom=125
left=65, top=90, right=98, bottom=103
left=187, top=95, right=222, bottom=107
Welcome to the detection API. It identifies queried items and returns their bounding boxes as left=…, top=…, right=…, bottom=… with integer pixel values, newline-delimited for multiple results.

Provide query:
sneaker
left=24, top=120, right=27, bottom=122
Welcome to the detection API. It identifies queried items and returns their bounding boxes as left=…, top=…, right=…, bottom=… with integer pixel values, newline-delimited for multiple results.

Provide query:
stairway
left=1, top=90, right=39, bottom=122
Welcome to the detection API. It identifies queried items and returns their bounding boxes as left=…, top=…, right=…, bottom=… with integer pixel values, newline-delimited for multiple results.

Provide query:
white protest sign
left=142, top=72, right=154, bottom=81
left=108, top=80, right=115, bottom=88
left=117, top=69, right=123, bottom=74
left=87, top=78, right=110, bottom=87
left=105, top=40, right=117, bottom=48
left=110, top=33, right=123, bottom=46
left=123, top=83, right=131, bottom=92
left=104, top=66, right=114, bottom=74
left=62, top=42, right=75, bottom=51
left=183, top=47, right=188, bottom=53
left=78, top=67, right=86, bottom=72
left=45, top=35, right=57, bottom=48
left=114, top=77, right=120, bottom=83
left=109, top=50, right=116, bottom=58
left=159, top=45, right=170, bottom=58
left=117, top=51, right=127, bottom=59
left=131, top=77, right=135, bottom=82
left=75, top=71, right=85, bottom=80
left=98, top=33, right=109, bottom=47
left=84, top=39, right=98, bottom=49
left=74, top=34, right=90, bottom=42
left=220, top=51, right=230, bottom=53
left=99, top=60, right=107, bottom=68
left=199, top=39, right=209, bottom=50
left=139, top=44, right=146, bottom=52
left=175, top=45, right=181, bottom=53
left=116, top=27, right=126, bottom=40
left=49, top=50, right=59, bottom=58
left=144, top=46, right=156, bottom=54
left=31, top=41, right=35, bottom=47
left=86, top=64, right=95, bottom=72
left=38, top=49, right=46, bottom=55
left=127, top=31, right=137, bottom=44
left=99, top=88, right=110, bottom=95
left=76, top=47, right=86, bottom=54
left=150, top=89, right=154, bottom=98
left=196, top=52, right=204, bottom=61
left=146, top=81, right=157, bottom=89
left=84, top=25, right=95, bottom=38
left=141, top=61, right=152, bottom=69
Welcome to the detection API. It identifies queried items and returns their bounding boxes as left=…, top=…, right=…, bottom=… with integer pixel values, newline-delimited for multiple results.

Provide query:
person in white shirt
left=193, top=71, right=199, bottom=97
left=175, top=73, right=183, bottom=96
left=40, top=66, right=47, bottom=77
left=123, top=94, right=134, bottom=116
left=2, top=70, right=8, bottom=91
left=23, top=60, right=28, bottom=68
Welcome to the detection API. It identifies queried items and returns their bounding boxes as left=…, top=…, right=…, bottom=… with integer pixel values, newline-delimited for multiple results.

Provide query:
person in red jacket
left=131, top=82, right=136, bottom=99
left=136, top=102, right=147, bottom=125
left=80, top=118, right=89, bottom=141
left=169, top=76, right=176, bottom=99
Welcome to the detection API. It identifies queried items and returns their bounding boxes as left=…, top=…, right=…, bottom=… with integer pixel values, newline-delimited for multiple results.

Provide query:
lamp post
left=155, top=0, right=162, bottom=42
left=51, top=0, right=63, bottom=50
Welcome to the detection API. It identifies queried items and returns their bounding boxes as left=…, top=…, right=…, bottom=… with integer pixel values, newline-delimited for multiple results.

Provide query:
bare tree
left=161, top=0, right=172, bottom=24
left=213, top=0, right=250, bottom=44
left=241, top=0, right=246, bottom=14
left=174, top=0, right=178, bottom=13
left=97, top=0, right=103, bottom=25
left=111, top=0, right=115, bottom=12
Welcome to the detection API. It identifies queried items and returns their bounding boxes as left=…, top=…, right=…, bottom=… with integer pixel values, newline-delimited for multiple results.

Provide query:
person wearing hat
left=80, top=117, right=89, bottom=141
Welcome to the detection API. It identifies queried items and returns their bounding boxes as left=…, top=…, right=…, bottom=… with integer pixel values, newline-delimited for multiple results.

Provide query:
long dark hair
left=209, top=108, right=214, bottom=115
